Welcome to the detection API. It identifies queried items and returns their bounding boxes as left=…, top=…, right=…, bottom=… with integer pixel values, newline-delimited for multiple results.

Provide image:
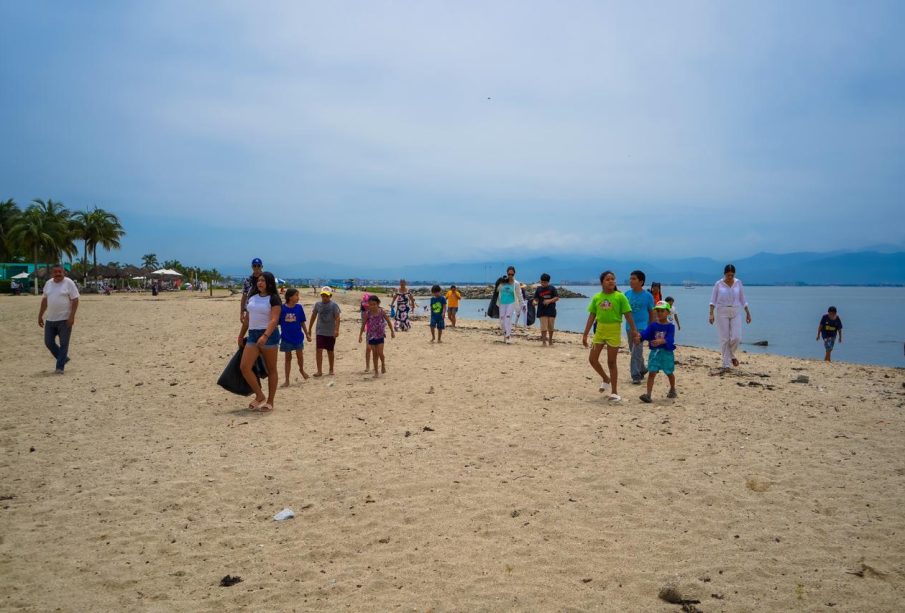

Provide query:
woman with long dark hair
left=494, top=266, right=523, bottom=343
left=238, top=271, right=281, bottom=411
left=708, top=264, right=752, bottom=369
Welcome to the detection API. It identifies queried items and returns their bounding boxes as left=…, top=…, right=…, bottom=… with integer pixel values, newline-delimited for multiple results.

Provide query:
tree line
left=1, top=198, right=222, bottom=292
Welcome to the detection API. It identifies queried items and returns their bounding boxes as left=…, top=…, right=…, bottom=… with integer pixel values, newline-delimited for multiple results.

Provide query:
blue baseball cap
left=251, top=258, right=263, bottom=267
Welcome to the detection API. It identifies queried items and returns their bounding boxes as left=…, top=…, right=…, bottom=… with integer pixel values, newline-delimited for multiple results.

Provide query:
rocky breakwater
left=410, top=285, right=587, bottom=299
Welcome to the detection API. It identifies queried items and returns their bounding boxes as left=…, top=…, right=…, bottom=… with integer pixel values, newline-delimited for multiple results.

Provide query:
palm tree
left=141, top=253, right=159, bottom=270
left=32, top=199, right=72, bottom=263
left=9, top=200, right=69, bottom=294
left=72, top=207, right=126, bottom=282
left=162, top=259, right=185, bottom=274
left=0, top=198, right=22, bottom=261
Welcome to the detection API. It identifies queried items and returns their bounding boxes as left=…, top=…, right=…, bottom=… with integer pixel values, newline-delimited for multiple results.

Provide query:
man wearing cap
left=38, top=263, right=80, bottom=374
left=240, top=258, right=264, bottom=322
left=308, top=286, right=342, bottom=376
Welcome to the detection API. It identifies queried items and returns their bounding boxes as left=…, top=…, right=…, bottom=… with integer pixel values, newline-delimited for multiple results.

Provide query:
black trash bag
left=486, top=276, right=505, bottom=319
left=526, top=300, right=536, bottom=327
left=217, top=344, right=268, bottom=396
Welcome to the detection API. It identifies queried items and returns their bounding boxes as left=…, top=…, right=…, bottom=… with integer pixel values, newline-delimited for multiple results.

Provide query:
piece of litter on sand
left=220, top=575, right=242, bottom=587
left=273, top=508, right=295, bottom=521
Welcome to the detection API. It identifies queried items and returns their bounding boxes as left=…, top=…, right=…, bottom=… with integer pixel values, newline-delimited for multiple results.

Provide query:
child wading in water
left=816, top=306, right=843, bottom=362
left=358, top=295, right=395, bottom=376
left=638, top=301, right=678, bottom=403
left=582, top=271, right=639, bottom=402
left=279, top=288, right=309, bottom=386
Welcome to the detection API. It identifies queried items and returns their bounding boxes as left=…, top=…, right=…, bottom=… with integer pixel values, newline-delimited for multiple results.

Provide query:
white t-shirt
left=246, top=293, right=280, bottom=329
left=43, top=277, right=80, bottom=321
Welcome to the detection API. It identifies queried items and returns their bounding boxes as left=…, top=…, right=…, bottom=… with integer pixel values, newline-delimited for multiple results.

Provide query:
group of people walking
left=237, top=259, right=343, bottom=412
left=36, top=257, right=859, bottom=412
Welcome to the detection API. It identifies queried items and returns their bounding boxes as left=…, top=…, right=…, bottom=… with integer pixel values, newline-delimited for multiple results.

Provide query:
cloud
left=1, top=0, right=904, bottom=268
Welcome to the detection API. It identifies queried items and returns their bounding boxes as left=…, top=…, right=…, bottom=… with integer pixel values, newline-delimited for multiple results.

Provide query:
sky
left=1, top=1, right=904, bottom=275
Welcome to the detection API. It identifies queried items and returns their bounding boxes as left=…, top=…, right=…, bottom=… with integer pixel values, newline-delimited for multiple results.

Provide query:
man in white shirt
left=38, top=264, right=80, bottom=374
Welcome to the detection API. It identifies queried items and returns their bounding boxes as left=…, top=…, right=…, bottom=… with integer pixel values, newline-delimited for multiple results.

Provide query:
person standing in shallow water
left=391, top=280, right=415, bottom=332
left=816, top=306, right=843, bottom=362
left=709, top=264, right=752, bottom=369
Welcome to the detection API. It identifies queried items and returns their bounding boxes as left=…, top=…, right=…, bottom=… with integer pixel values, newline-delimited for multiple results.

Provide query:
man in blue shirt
left=626, top=270, right=655, bottom=384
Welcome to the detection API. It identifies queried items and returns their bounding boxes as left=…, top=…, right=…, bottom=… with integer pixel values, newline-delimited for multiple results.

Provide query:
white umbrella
left=151, top=268, right=183, bottom=277
left=131, top=276, right=146, bottom=280
left=11, top=272, right=30, bottom=279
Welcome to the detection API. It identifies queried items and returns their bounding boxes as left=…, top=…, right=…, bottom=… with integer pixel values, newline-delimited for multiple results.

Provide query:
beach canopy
left=131, top=276, right=146, bottom=280
left=11, top=272, right=30, bottom=279
left=151, top=268, right=182, bottom=277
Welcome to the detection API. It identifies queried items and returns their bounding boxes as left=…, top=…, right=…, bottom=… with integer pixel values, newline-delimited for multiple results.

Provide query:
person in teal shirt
left=494, top=266, right=522, bottom=344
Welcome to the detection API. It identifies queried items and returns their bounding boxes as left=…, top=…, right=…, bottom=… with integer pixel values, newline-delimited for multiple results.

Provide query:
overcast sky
left=2, top=1, right=903, bottom=273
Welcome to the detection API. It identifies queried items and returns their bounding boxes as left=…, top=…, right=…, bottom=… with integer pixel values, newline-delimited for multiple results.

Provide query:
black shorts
left=316, top=335, right=336, bottom=351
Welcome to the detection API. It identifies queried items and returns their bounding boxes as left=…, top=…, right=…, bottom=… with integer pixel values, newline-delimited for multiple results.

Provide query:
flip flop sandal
left=607, top=394, right=622, bottom=402
left=258, top=403, right=273, bottom=412
left=599, top=382, right=609, bottom=393
left=248, top=400, right=263, bottom=410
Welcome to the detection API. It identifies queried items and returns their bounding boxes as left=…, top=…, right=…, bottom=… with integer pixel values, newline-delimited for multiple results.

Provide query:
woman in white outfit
left=495, top=266, right=523, bottom=343
left=708, top=264, right=752, bottom=369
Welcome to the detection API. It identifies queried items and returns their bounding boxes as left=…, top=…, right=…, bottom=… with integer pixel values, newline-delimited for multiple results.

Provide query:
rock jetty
left=407, top=285, right=586, bottom=299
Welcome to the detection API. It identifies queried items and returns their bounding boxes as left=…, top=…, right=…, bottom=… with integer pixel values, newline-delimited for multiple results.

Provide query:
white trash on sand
left=272, top=508, right=295, bottom=521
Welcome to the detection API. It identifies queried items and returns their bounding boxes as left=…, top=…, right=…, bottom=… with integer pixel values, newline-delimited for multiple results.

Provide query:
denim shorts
left=367, top=338, right=385, bottom=346
left=823, top=336, right=836, bottom=351
left=647, top=349, right=675, bottom=375
left=280, top=340, right=304, bottom=352
left=248, top=328, right=280, bottom=347
left=430, top=314, right=445, bottom=329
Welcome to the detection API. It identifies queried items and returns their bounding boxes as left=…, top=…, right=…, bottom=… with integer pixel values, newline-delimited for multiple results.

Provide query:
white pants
left=499, top=303, right=516, bottom=337
left=716, top=306, right=742, bottom=367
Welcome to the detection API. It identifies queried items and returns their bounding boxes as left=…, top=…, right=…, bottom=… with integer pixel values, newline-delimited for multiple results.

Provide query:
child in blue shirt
left=638, top=301, right=677, bottom=403
left=429, top=284, right=447, bottom=343
left=279, top=288, right=310, bottom=386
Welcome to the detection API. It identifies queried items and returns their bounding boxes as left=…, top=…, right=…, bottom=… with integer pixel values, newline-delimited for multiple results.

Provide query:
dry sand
left=1, top=290, right=904, bottom=611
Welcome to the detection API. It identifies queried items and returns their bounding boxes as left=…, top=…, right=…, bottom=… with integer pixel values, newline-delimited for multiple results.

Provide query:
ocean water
left=453, top=285, right=905, bottom=368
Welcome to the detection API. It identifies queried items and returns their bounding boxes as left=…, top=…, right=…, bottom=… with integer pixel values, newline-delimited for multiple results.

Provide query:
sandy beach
left=1, top=290, right=904, bottom=611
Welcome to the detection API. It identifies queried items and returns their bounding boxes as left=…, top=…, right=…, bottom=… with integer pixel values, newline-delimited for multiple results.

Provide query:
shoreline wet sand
left=1, top=292, right=904, bottom=610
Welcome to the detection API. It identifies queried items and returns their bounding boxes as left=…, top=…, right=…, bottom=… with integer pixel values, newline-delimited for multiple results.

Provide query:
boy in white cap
left=308, top=286, right=341, bottom=376
left=638, top=301, right=678, bottom=403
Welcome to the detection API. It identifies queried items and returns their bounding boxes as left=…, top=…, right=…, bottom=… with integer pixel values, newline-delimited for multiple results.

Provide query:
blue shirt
left=639, top=321, right=676, bottom=352
left=280, top=304, right=307, bottom=344
left=625, top=289, right=655, bottom=331
left=430, top=295, right=447, bottom=315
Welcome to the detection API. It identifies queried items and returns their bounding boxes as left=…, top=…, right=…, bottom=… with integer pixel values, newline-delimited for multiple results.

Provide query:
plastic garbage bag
left=217, top=344, right=268, bottom=396
left=273, top=508, right=295, bottom=521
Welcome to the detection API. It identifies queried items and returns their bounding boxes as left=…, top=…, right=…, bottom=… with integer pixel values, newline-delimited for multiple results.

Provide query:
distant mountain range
left=239, top=250, right=905, bottom=286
